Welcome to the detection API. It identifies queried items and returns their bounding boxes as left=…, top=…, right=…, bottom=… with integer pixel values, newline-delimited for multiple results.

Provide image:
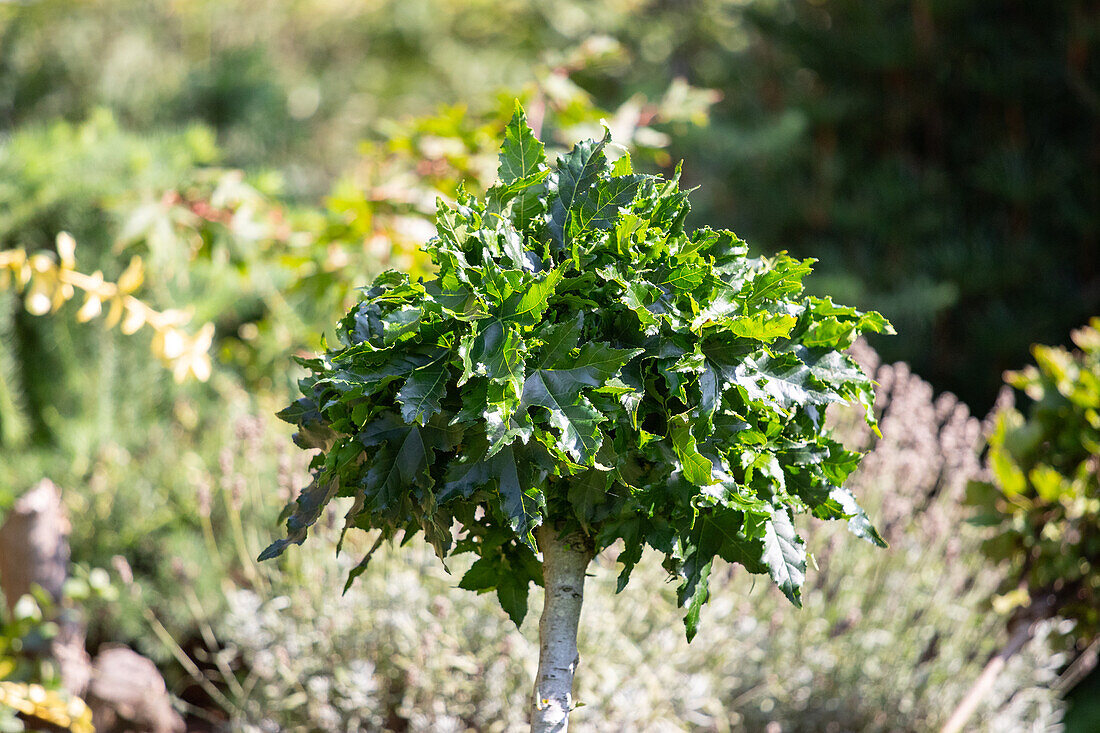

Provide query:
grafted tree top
left=263, top=102, right=891, bottom=638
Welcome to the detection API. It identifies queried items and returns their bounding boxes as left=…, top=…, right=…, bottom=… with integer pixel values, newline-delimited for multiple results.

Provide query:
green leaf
left=441, top=441, right=543, bottom=547
left=568, top=469, right=614, bottom=529
left=762, top=508, right=806, bottom=607
left=495, top=445, right=545, bottom=547
left=500, top=267, right=564, bottom=327
left=458, top=557, right=499, bottom=592
left=498, top=102, right=545, bottom=184
left=459, top=321, right=526, bottom=408
left=663, top=263, right=706, bottom=293
left=396, top=356, right=450, bottom=426
left=321, top=350, right=433, bottom=399
left=547, top=131, right=610, bottom=247
left=564, top=342, right=645, bottom=382
left=794, top=347, right=864, bottom=388
left=802, top=317, right=857, bottom=349
left=733, top=351, right=830, bottom=413
left=520, top=374, right=605, bottom=462
left=439, top=435, right=496, bottom=502
left=498, top=219, right=541, bottom=272
left=828, top=486, right=887, bottom=548
left=343, top=532, right=387, bottom=593
left=698, top=511, right=767, bottom=573
left=743, top=255, right=813, bottom=308
left=678, top=552, right=713, bottom=642
left=381, top=306, right=422, bottom=345
left=597, top=266, right=662, bottom=331
left=670, top=416, right=714, bottom=486
left=276, top=397, right=339, bottom=450
left=496, top=574, right=530, bottom=627
left=519, top=342, right=641, bottom=463
left=573, top=174, right=648, bottom=233
left=693, top=339, right=753, bottom=419
left=729, top=311, right=797, bottom=341
left=359, top=414, right=460, bottom=510
left=533, top=313, right=583, bottom=369
left=609, top=152, right=633, bottom=176
left=484, top=331, right=526, bottom=398
left=488, top=171, right=549, bottom=230
left=259, top=476, right=339, bottom=560
left=276, top=397, right=319, bottom=425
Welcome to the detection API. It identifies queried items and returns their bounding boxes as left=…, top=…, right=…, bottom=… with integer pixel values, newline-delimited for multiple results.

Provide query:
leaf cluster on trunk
left=263, top=102, right=892, bottom=638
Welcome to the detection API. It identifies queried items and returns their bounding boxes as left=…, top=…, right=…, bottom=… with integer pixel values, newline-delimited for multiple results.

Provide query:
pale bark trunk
left=941, top=592, right=1056, bottom=733
left=940, top=618, right=1035, bottom=733
left=531, top=524, right=592, bottom=733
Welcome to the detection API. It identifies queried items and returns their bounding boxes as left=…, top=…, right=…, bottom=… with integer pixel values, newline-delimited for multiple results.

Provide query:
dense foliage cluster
left=970, top=318, right=1100, bottom=638
left=265, top=106, right=891, bottom=637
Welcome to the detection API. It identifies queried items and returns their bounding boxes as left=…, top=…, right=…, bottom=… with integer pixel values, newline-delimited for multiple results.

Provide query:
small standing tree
left=261, top=104, right=891, bottom=731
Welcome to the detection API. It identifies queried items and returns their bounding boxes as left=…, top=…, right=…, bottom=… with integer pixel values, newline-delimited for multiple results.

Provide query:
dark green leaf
left=698, top=511, right=767, bottom=573
left=458, top=557, right=499, bottom=592
left=397, top=356, right=449, bottom=426
left=678, top=553, right=713, bottom=642
left=258, top=476, right=339, bottom=560
left=496, top=574, right=530, bottom=627
left=359, top=414, right=460, bottom=510
left=533, top=313, right=583, bottom=369
left=343, top=532, right=387, bottom=593
left=568, top=469, right=614, bottom=529
left=495, top=445, right=545, bottom=547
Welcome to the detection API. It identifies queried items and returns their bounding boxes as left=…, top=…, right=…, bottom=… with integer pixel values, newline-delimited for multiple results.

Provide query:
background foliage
left=4, top=0, right=1094, bottom=408
left=970, top=318, right=1100, bottom=639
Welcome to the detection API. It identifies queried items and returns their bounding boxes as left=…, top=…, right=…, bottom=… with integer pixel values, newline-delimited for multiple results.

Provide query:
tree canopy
left=263, top=103, right=892, bottom=638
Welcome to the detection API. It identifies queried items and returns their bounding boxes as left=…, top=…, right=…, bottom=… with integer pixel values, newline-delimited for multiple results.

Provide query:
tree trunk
left=531, top=524, right=592, bottom=733
left=941, top=593, right=1056, bottom=733
left=940, top=622, right=1032, bottom=733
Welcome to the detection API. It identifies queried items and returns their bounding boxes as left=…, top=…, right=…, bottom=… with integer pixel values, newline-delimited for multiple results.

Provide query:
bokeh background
left=0, top=1, right=1097, bottom=731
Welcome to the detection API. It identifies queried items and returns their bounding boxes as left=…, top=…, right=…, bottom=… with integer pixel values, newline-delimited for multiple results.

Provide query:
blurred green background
left=6, top=0, right=1095, bottom=409
left=0, top=0, right=1097, bottom=730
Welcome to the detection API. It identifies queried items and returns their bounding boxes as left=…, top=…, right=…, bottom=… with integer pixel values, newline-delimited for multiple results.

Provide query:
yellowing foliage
left=0, top=681, right=94, bottom=733
left=0, top=233, right=214, bottom=383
